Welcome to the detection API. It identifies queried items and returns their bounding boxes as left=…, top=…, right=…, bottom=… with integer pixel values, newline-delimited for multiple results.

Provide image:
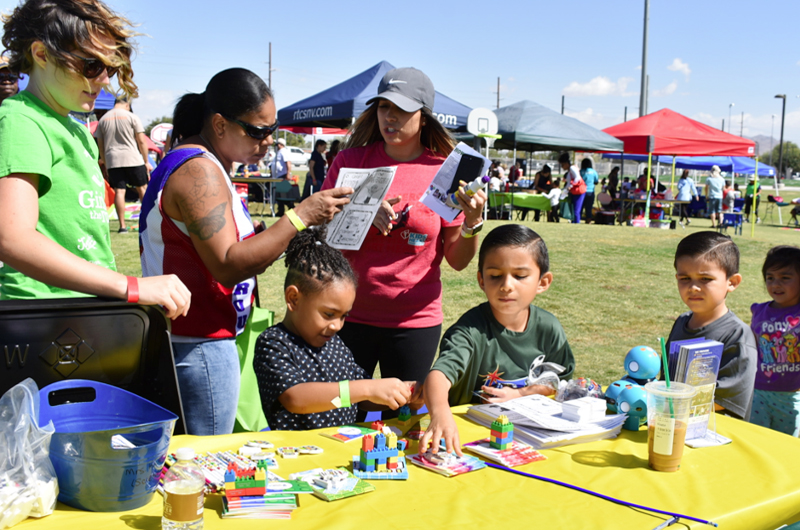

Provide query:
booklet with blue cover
left=671, top=339, right=724, bottom=441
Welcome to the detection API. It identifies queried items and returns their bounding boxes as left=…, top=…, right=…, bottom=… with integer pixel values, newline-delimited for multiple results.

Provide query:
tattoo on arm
left=178, top=160, right=228, bottom=241
left=186, top=201, right=227, bottom=240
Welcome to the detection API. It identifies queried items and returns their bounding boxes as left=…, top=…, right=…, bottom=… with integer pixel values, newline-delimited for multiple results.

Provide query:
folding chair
left=488, top=192, right=512, bottom=220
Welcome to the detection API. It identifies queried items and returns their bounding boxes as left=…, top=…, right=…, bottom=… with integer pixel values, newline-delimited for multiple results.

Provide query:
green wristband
left=338, top=380, right=351, bottom=408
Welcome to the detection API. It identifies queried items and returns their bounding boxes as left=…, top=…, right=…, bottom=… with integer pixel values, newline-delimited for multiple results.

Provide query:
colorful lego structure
left=352, top=428, right=409, bottom=480
left=489, top=415, right=514, bottom=450
left=398, top=405, right=412, bottom=427
left=223, top=460, right=268, bottom=498
left=370, top=420, right=385, bottom=431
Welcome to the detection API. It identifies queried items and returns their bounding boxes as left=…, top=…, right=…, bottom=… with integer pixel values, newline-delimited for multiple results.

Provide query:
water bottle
left=162, top=448, right=204, bottom=530
left=446, top=175, right=491, bottom=208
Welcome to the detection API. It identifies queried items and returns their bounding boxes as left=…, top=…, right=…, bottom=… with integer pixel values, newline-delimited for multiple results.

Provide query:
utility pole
left=496, top=77, right=500, bottom=109
left=638, top=0, right=649, bottom=117
left=740, top=111, right=744, bottom=137
left=624, top=106, right=627, bottom=122
left=721, top=119, right=724, bottom=131
left=561, top=95, right=565, bottom=114
left=728, top=103, right=734, bottom=134
left=776, top=94, right=787, bottom=180
left=268, top=42, right=272, bottom=89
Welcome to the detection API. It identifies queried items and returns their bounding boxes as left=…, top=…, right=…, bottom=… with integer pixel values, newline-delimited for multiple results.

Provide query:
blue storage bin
left=39, top=379, right=177, bottom=512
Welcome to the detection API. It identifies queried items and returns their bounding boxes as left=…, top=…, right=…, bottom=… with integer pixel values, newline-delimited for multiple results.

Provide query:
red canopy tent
left=602, top=108, right=755, bottom=156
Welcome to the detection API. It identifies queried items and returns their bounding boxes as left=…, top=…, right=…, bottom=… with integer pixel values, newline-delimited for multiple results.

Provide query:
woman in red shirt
left=322, top=67, right=485, bottom=397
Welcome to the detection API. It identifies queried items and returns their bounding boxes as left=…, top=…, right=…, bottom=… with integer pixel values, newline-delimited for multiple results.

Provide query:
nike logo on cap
left=387, top=79, right=407, bottom=84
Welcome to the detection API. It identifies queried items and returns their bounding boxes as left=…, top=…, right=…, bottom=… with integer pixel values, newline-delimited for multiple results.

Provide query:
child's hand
left=480, top=385, right=523, bottom=403
left=419, top=409, right=462, bottom=456
left=369, top=378, right=412, bottom=410
left=408, top=382, right=425, bottom=409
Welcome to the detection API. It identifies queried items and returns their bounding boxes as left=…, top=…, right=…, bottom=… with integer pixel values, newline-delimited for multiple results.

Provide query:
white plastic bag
left=0, top=378, right=58, bottom=528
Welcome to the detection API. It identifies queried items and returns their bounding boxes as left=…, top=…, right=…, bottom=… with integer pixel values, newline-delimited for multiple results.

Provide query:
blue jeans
left=570, top=193, right=585, bottom=224
left=172, top=339, right=239, bottom=435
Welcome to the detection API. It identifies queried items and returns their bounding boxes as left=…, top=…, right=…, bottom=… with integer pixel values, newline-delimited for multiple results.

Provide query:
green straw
left=659, top=337, right=674, bottom=415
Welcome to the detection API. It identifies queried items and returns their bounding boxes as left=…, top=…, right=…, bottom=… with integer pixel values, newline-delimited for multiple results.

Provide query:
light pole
left=638, top=0, right=649, bottom=117
left=728, top=103, right=734, bottom=134
left=776, top=95, right=786, bottom=180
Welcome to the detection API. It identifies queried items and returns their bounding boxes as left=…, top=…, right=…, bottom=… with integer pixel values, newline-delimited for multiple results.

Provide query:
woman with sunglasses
left=0, top=0, right=190, bottom=317
left=139, top=67, right=352, bottom=435
left=321, top=67, right=486, bottom=408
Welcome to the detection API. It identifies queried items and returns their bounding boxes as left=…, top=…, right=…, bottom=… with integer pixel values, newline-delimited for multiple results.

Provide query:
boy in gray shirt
left=667, top=231, right=757, bottom=420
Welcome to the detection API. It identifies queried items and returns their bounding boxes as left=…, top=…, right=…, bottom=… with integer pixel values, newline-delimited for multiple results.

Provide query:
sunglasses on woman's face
left=63, top=50, right=119, bottom=80
left=0, top=72, right=19, bottom=83
left=223, top=114, right=280, bottom=140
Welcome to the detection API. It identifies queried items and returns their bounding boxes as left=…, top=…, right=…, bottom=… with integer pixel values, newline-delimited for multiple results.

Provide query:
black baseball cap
left=366, top=67, right=435, bottom=113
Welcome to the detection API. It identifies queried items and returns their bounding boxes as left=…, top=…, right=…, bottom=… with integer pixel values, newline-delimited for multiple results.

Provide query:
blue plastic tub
left=39, top=379, right=178, bottom=512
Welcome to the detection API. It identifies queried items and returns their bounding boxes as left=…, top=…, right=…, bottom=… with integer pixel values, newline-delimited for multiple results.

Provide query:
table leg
left=269, top=182, right=275, bottom=217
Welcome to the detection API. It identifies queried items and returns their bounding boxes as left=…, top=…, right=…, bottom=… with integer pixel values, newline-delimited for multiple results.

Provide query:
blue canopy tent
left=277, top=61, right=471, bottom=130
left=602, top=153, right=776, bottom=176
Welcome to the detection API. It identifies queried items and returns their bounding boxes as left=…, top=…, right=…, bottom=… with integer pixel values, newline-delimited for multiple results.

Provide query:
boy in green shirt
left=419, top=224, right=575, bottom=455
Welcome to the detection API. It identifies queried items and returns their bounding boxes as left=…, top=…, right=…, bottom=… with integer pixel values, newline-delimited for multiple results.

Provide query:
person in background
left=140, top=67, right=352, bottom=435
left=304, top=139, right=327, bottom=199
left=749, top=246, right=800, bottom=436
left=723, top=180, right=736, bottom=212
left=744, top=177, right=762, bottom=223
left=559, top=153, right=585, bottom=224
left=0, top=55, right=19, bottom=107
left=321, top=67, right=485, bottom=410
left=94, top=96, right=152, bottom=233
left=545, top=177, right=561, bottom=222
left=675, top=169, right=698, bottom=227
left=0, top=0, right=190, bottom=315
left=530, top=164, right=552, bottom=222
left=620, top=176, right=632, bottom=198
left=272, top=137, right=296, bottom=216
left=705, top=165, right=725, bottom=229
left=326, top=139, right=341, bottom=167
left=508, top=161, right=520, bottom=185
left=580, top=157, right=599, bottom=223
left=607, top=166, right=619, bottom=199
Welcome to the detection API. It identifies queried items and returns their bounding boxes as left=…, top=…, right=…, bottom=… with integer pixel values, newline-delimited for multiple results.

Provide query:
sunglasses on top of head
left=220, top=113, right=280, bottom=140
left=63, top=50, right=119, bottom=80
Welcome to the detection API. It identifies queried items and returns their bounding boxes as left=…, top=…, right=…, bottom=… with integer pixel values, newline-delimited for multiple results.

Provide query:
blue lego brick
left=352, top=456, right=409, bottom=480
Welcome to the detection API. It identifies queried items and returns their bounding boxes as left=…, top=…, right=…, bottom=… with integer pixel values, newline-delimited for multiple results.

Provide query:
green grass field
left=113, top=190, right=800, bottom=386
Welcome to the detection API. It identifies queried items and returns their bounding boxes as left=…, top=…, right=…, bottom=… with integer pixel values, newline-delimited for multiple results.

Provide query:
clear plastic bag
left=555, top=377, right=605, bottom=402
left=0, top=378, right=58, bottom=529
left=526, top=355, right=567, bottom=393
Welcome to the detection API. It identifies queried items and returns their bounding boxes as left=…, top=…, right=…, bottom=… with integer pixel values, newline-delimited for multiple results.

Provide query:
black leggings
left=337, top=321, right=442, bottom=385
left=338, top=321, right=442, bottom=420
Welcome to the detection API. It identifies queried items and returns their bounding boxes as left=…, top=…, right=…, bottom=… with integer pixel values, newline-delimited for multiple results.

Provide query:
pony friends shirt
left=751, top=301, right=800, bottom=391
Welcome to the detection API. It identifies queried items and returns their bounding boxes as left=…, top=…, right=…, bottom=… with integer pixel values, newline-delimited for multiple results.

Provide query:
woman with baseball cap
left=321, top=67, right=486, bottom=404
left=0, top=0, right=190, bottom=317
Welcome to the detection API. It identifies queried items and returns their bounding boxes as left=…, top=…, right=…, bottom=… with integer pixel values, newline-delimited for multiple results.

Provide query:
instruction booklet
left=327, top=166, right=397, bottom=251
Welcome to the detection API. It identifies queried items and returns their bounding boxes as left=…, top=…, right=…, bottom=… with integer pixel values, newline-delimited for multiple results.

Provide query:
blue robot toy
left=623, top=345, right=661, bottom=385
left=616, top=385, right=648, bottom=430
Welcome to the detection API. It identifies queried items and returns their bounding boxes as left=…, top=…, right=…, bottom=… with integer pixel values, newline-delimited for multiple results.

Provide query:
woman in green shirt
left=0, top=0, right=190, bottom=317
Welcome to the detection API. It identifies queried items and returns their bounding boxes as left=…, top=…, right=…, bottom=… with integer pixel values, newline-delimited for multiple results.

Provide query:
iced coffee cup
left=644, top=381, right=696, bottom=472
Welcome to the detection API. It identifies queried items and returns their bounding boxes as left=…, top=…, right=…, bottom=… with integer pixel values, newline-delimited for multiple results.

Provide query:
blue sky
left=3, top=0, right=799, bottom=150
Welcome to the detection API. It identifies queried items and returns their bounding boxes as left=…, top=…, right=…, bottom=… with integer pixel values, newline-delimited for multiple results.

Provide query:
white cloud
left=652, top=81, right=678, bottom=97
left=131, top=89, right=181, bottom=128
left=635, top=65, right=642, bottom=70
left=667, top=58, right=691, bottom=80
left=564, top=107, right=611, bottom=128
left=562, top=76, right=635, bottom=97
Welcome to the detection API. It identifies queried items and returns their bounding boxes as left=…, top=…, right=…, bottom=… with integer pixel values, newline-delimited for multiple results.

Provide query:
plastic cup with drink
left=644, top=381, right=696, bottom=472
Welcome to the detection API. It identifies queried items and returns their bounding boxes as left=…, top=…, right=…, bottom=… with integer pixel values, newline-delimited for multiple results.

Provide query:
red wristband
left=126, top=276, right=139, bottom=303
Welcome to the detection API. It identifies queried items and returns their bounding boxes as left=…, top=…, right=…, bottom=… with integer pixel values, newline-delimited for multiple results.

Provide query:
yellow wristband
left=285, top=209, right=306, bottom=232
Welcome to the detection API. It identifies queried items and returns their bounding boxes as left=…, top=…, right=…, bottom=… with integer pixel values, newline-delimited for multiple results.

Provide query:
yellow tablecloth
left=19, top=407, right=800, bottom=529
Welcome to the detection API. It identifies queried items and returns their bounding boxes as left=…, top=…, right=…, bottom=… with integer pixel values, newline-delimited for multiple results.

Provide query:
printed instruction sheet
left=420, top=142, right=490, bottom=222
left=327, top=166, right=397, bottom=251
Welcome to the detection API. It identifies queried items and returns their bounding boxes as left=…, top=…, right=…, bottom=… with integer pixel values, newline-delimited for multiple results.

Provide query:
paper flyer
left=420, top=142, right=490, bottom=222
left=326, top=166, right=397, bottom=251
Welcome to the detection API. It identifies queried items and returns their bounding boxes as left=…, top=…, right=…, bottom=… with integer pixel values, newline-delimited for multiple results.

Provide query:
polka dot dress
left=254, top=323, right=367, bottom=431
